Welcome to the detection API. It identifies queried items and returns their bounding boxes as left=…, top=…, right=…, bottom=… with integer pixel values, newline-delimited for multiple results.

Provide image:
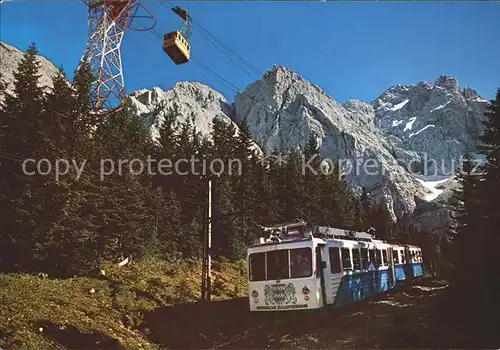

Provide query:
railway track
left=140, top=277, right=439, bottom=349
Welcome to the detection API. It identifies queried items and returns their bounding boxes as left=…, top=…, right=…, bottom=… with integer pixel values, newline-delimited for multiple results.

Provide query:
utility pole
left=207, top=179, right=212, bottom=301
left=201, top=220, right=207, bottom=300
left=201, top=177, right=213, bottom=301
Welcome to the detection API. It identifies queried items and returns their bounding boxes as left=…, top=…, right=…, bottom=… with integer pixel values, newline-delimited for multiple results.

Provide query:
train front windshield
left=249, top=247, right=312, bottom=281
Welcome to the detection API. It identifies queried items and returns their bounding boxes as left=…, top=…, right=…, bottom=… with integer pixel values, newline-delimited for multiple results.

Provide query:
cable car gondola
left=163, top=7, right=191, bottom=65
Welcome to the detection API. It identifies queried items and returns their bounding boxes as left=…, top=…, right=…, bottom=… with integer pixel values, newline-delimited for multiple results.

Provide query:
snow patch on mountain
left=415, top=177, right=452, bottom=201
left=409, top=125, right=435, bottom=138
left=404, top=117, right=417, bottom=131
left=430, top=101, right=450, bottom=112
left=391, top=99, right=409, bottom=111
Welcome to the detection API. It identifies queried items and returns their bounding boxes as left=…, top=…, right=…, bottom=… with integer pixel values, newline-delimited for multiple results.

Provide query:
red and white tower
left=81, top=0, right=156, bottom=115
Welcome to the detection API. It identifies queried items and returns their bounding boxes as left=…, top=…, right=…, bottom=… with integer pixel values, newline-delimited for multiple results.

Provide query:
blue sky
left=1, top=1, right=499, bottom=104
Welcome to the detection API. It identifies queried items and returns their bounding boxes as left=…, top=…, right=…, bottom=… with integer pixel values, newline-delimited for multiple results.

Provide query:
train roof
left=250, top=222, right=394, bottom=249
left=313, top=226, right=374, bottom=241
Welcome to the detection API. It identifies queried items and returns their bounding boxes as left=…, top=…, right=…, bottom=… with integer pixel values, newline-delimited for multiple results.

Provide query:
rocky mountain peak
left=434, top=74, right=460, bottom=92
left=236, top=64, right=429, bottom=221
left=128, top=82, right=236, bottom=140
left=265, top=64, right=294, bottom=77
left=374, top=73, right=488, bottom=215
left=417, top=81, right=433, bottom=90
left=343, top=99, right=373, bottom=113
left=462, top=87, right=483, bottom=101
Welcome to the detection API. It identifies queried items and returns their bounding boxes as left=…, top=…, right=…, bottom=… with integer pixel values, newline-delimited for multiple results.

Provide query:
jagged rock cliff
left=371, top=74, right=489, bottom=234
left=233, top=65, right=427, bottom=221
left=128, top=83, right=234, bottom=140
left=126, top=83, right=263, bottom=155
left=373, top=75, right=489, bottom=177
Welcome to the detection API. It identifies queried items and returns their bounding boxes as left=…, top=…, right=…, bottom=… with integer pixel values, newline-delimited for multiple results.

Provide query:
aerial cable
left=193, top=24, right=260, bottom=80
left=136, top=16, right=311, bottom=142
left=135, top=21, right=243, bottom=95
left=140, top=23, right=300, bottom=128
left=191, top=56, right=242, bottom=94
left=160, top=0, right=264, bottom=80
left=191, top=20, right=263, bottom=78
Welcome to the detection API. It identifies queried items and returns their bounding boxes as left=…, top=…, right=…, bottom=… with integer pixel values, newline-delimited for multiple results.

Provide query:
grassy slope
left=0, top=258, right=248, bottom=349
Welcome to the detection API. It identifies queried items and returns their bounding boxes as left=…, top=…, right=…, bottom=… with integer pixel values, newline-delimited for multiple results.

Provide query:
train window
left=375, top=249, right=382, bottom=267
left=393, top=250, right=400, bottom=264
left=249, top=253, right=266, bottom=281
left=341, top=248, right=352, bottom=271
left=361, top=248, right=369, bottom=268
left=352, top=248, right=361, bottom=270
left=267, top=249, right=289, bottom=280
left=290, top=248, right=312, bottom=278
left=368, top=249, right=375, bottom=263
left=382, top=249, right=388, bottom=266
left=329, top=247, right=342, bottom=273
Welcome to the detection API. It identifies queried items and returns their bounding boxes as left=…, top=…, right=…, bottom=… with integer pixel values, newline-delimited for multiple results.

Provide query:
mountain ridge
left=0, top=40, right=491, bottom=234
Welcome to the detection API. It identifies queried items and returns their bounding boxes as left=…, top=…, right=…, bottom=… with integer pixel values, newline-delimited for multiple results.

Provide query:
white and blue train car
left=392, top=244, right=408, bottom=281
left=247, top=223, right=402, bottom=311
left=391, top=244, right=424, bottom=281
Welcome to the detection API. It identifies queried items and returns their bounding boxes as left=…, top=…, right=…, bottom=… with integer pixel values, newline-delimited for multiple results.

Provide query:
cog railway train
left=247, top=222, right=423, bottom=311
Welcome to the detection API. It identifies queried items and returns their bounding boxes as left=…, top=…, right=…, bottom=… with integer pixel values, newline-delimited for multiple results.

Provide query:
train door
left=315, top=244, right=327, bottom=306
left=404, top=246, right=414, bottom=279
left=388, top=247, right=396, bottom=287
left=322, top=244, right=344, bottom=306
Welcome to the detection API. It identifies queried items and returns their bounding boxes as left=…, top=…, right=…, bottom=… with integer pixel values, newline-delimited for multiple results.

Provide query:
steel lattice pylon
left=81, top=0, right=155, bottom=116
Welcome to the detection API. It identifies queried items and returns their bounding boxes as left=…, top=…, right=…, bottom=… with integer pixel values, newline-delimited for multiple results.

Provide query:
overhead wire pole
left=207, top=178, right=212, bottom=301
left=201, top=176, right=214, bottom=301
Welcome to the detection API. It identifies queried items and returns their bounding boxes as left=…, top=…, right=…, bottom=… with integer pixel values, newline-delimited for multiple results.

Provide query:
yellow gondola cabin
left=163, top=31, right=190, bottom=65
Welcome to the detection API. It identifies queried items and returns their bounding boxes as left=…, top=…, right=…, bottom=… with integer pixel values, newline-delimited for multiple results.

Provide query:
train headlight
left=302, top=286, right=310, bottom=294
left=252, top=290, right=259, bottom=297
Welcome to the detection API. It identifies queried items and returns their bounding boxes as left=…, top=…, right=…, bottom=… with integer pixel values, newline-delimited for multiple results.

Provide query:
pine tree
left=46, top=62, right=101, bottom=276
left=450, top=88, right=500, bottom=321
left=0, top=43, right=48, bottom=272
left=30, top=67, right=78, bottom=270
left=91, top=111, right=157, bottom=262
left=231, top=119, right=260, bottom=256
left=302, top=135, right=323, bottom=223
left=475, top=89, right=500, bottom=300
left=370, top=201, right=394, bottom=241
left=359, top=187, right=372, bottom=230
